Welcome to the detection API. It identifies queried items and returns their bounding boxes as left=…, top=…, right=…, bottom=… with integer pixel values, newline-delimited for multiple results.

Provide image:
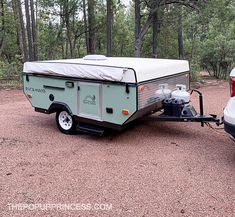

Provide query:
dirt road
left=0, top=81, right=234, bottom=217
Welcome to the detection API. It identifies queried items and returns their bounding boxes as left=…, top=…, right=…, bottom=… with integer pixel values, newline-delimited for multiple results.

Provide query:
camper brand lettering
left=83, top=95, right=96, bottom=105
left=25, top=87, right=46, bottom=94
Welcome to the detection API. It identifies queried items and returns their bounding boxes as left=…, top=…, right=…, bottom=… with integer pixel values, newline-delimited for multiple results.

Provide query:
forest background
left=0, top=0, right=234, bottom=81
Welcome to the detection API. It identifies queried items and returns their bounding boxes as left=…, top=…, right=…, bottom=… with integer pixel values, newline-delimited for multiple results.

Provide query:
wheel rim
left=58, top=111, right=73, bottom=130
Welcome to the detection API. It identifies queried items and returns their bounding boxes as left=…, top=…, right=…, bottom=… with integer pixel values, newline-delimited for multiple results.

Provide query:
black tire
left=56, top=110, right=77, bottom=134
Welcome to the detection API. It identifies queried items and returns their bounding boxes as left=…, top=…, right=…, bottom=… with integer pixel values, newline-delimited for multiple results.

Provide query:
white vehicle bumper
left=224, top=97, right=235, bottom=137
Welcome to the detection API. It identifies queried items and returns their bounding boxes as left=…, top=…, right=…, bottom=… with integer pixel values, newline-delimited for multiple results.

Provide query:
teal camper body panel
left=23, top=74, right=138, bottom=126
left=102, top=84, right=136, bottom=125
left=23, top=75, right=78, bottom=115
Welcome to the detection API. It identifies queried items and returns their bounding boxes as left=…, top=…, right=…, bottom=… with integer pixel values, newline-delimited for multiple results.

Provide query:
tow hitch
left=146, top=113, right=222, bottom=126
left=145, top=89, right=223, bottom=127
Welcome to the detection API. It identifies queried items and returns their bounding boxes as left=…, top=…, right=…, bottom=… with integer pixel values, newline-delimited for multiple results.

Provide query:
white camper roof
left=23, top=56, right=190, bottom=83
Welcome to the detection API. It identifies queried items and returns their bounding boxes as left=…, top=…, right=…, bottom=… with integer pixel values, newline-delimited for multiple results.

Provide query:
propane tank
left=171, top=84, right=190, bottom=103
left=155, top=83, right=171, bottom=100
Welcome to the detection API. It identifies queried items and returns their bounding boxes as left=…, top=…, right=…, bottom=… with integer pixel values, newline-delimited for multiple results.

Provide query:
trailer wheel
left=56, top=110, right=77, bottom=134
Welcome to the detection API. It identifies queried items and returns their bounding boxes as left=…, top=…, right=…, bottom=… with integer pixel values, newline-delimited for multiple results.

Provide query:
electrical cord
left=205, top=122, right=227, bottom=137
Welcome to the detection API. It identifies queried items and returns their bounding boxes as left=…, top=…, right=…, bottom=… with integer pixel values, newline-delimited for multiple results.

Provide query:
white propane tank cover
left=176, top=84, right=186, bottom=90
left=155, top=83, right=171, bottom=100
left=159, top=83, right=169, bottom=88
left=172, top=84, right=190, bottom=103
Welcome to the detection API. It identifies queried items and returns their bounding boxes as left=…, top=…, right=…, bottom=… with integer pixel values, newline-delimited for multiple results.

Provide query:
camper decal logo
left=83, top=95, right=96, bottom=105
left=25, top=87, right=46, bottom=94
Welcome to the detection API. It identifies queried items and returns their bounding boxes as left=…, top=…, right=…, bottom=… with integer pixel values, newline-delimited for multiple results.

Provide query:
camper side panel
left=138, top=72, right=190, bottom=110
left=24, top=74, right=137, bottom=127
left=102, top=84, right=136, bottom=125
left=23, top=75, right=78, bottom=114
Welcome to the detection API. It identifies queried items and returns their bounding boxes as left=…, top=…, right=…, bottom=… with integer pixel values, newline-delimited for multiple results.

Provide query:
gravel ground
left=0, top=80, right=234, bottom=217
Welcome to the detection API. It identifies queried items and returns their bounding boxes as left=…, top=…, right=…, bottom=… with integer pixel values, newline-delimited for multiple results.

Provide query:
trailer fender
left=48, top=102, right=73, bottom=116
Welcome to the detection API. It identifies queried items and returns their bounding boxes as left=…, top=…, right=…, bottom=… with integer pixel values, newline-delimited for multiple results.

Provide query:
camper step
left=76, top=124, right=105, bottom=136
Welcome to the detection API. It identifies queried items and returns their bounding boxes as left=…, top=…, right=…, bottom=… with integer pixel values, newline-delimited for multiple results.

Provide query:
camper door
left=78, top=82, right=102, bottom=120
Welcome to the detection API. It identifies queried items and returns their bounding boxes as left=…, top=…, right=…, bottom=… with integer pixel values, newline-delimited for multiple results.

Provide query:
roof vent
left=83, top=55, right=107, bottom=61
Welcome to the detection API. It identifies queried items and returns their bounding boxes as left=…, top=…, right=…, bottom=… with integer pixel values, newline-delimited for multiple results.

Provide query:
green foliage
left=113, top=6, right=134, bottom=56
left=0, top=2, right=20, bottom=62
left=198, top=0, right=235, bottom=79
left=200, top=35, right=235, bottom=79
left=0, top=0, right=234, bottom=81
left=0, top=61, right=22, bottom=78
left=189, top=61, right=200, bottom=81
left=37, top=21, right=64, bottom=60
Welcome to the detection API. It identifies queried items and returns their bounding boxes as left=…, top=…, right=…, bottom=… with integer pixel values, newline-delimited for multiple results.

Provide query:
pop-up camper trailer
left=23, top=55, right=193, bottom=135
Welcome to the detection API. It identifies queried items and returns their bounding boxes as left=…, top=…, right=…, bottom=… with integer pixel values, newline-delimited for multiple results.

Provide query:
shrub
left=0, top=61, right=23, bottom=79
left=200, top=35, right=235, bottom=79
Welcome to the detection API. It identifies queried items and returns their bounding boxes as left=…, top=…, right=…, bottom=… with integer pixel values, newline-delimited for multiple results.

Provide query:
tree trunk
left=152, top=10, right=158, bottom=58
left=87, top=0, right=96, bottom=54
left=65, top=38, right=69, bottom=58
left=134, top=0, right=141, bottom=57
left=25, top=0, right=33, bottom=61
left=82, top=0, right=89, bottom=54
left=177, top=5, right=184, bottom=59
left=63, top=0, right=73, bottom=58
left=135, top=15, right=153, bottom=57
left=59, top=4, right=65, bottom=59
left=12, top=0, right=23, bottom=59
left=106, top=0, right=112, bottom=56
left=30, top=0, right=37, bottom=60
left=17, top=0, right=28, bottom=61
left=0, top=0, right=5, bottom=56
left=135, top=39, right=142, bottom=57
left=133, top=0, right=201, bottom=58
